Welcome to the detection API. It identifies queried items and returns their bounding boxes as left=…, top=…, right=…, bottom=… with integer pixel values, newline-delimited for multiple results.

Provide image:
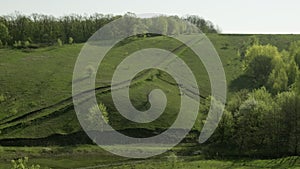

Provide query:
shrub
left=68, top=37, right=74, bottom=44
left=0, top=94, right=5, bottom=103
left=11, top=108, right=18, bottom=114
left=57, top=38, right=63, bottom=47
left=87, top=102, right=110, bottom=132
left=167, top=152, right=178, bottom=168
left=13, top=41, right=22, bottom=49
left=24, top=41, right=30, bottom=48
left=11, top=157, right=41, bottom=169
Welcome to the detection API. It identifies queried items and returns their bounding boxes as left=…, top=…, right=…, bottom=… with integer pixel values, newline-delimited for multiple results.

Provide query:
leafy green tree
left=276, top=91, right=300, bottom=155
left=249, top=36, right=260, bottom=46
left=210, top=110, right=234, bottom=145
left=287, top=41, right=300, bottom=72
left=267, top=67, right=288, bottom=94
left=0, top=23, right=9, bottom=43
left=185, top=15, right=219, bottom=33
left=247, top=55, right=273, bottom=85
left=249, top=87, right=273, bottom=102
left=234, top=88, right=274, bottom=155
left=0, top=13, right=217, bottom=46
left=235, top=98, right=257, bottom=154
left=149, top=16, right=168, bottom=35
left=244, top=45, right=281, bottom=86
left=167, top=17, right=180, bottom=35
left=286, top=60, right=298, bottom=86
left=289, top=40, right=300, bottom=57
left=244, top=44, right=281, bottom=69
left=295, top=52, right=300, bottom=69
left=226, top=89, right=249, bottom=115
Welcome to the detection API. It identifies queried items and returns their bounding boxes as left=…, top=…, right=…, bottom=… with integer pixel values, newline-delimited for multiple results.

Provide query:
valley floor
left=0, top=145, right=299, bottom=169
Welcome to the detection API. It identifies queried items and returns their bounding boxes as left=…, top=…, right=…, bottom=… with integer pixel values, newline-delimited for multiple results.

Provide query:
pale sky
left=1, top=0, right=299, bottom=34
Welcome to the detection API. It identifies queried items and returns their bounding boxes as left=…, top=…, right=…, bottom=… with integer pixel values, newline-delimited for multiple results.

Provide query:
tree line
left=0, top=12, right=219, bottom=48
left=203, top=38, right=300, bottom=158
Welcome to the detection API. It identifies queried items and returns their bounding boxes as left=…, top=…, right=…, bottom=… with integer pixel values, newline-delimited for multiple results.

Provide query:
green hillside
left=1, top=33, right=300, bottom=168
left=1, top=34, right=300, bottom=140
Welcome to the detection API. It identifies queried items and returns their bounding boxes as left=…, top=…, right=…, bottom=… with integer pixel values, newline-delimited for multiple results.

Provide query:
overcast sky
left=1, top=0, right=299, bottom=34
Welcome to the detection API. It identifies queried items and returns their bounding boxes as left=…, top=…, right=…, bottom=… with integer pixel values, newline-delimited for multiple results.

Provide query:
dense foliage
left=205, top=39, right=300, bottom=158
left=0, top=12, right=219, bottom=48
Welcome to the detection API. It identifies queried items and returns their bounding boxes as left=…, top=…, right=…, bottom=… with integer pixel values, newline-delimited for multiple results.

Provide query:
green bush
left=68, top=37, right=74, bottom=44
left=10, top=108, right=18, bottom=115
left=167, top=152, right=178, bottom=169
left=57, top=38, right=63, bottom=47
left=13, top=41, right=22, bottom=49
left=0, top=94, right=5, bottom=103
left=24, top=41, right=30, bottom=48
left=11, top=157, right=41, bottom=169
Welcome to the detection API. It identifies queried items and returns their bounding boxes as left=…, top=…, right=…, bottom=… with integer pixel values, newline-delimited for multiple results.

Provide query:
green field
left=1, top=34, right=300, bottom=168
left=0, top=145, right=299, bottom=168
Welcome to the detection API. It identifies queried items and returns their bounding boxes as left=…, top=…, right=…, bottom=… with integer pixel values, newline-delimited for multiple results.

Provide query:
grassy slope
left=1, top=34, right=300, bottom=168
left=0, top=34, right=300, bottom=139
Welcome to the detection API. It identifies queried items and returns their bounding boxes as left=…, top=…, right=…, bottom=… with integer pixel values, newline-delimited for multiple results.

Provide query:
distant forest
left=0, top=12, right=219, bottom=48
